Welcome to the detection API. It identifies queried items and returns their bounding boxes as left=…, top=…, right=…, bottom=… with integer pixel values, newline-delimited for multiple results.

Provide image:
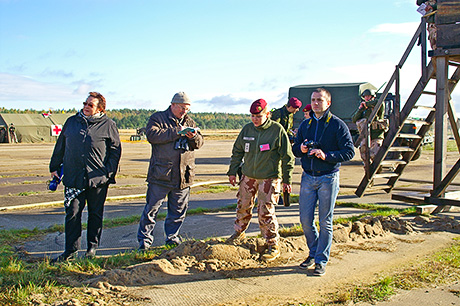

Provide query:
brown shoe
left=262, top=244, right=280, bottom=261
left=226, top=231, right=246, bottom=244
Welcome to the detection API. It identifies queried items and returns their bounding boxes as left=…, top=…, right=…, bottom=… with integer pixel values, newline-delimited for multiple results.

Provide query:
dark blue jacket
left=292, top=109, right=355, bottom=175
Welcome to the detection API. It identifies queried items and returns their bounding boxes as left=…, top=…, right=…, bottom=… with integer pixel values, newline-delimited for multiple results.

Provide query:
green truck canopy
left=289, top=82, right=378, bottom=128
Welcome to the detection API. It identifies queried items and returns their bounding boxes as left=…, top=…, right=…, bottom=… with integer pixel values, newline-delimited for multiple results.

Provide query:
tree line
left=0, top=107, right=251, bottom=130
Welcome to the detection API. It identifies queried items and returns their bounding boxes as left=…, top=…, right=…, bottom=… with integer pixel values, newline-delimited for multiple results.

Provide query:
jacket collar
left=255, top=118, right=273, bottom=130
left=78, top=110, right=106, bottom=123
left=312, top=108, right=331, bottom=121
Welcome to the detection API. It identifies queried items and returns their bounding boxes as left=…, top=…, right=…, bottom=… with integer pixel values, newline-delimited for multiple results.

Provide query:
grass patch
left=279, top=224, right=303, bottom=237
left=192, top=184, right=238, bottom=194
left=327, top=238, right=460, bottom=305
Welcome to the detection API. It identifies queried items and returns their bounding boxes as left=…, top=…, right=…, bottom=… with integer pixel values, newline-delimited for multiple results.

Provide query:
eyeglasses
left=175, top=104, right=190, bottom=112
left=83, top=101, right=97, bottom=108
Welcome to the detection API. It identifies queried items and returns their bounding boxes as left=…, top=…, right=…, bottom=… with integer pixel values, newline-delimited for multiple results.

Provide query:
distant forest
left=0, top=107, right=251, bottom=130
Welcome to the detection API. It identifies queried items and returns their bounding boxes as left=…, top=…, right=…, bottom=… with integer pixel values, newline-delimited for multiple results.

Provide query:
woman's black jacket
left=49, top=112, right=122, bottom=189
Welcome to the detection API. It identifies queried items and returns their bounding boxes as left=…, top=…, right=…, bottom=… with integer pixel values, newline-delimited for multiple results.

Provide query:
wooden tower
left=355, top=0, right=460, bottom=213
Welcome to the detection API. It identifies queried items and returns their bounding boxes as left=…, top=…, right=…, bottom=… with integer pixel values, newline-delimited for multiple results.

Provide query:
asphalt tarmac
left=1, top=140, right=458, bottom=259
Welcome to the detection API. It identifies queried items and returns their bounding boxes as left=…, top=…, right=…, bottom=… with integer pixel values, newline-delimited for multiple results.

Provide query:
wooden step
left=388, top=147, right=415, bottom=152
left=380, top=160, right=407, bottom=166
left=404, top=118, right=429, bottom=125
left=397, top=133, right=422, bottom=139
left=368, top=184, right=392, bottom=191
left=374, top=173, right=400, bottom=179
left=413, top=105, right=436, bottom=111
left=391, top=193, right=426, bottom=205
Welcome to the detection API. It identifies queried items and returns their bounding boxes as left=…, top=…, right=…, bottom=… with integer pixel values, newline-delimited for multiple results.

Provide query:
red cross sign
left=51, top=125, right=62, bottom=136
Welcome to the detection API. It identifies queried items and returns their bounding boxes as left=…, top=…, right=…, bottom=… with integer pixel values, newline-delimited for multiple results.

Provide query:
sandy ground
left=1, top=137, right=460, bottom=305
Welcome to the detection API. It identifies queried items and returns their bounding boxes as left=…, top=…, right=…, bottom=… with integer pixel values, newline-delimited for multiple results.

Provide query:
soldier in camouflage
left=351, top=89, right=387, bottom=162
left=227, top=99, right=295, bottom=262
left=271, top=97, right=303, bottom=142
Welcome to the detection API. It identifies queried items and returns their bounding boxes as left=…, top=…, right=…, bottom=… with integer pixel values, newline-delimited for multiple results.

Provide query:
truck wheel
left=411, top=147, right=422, bottom=161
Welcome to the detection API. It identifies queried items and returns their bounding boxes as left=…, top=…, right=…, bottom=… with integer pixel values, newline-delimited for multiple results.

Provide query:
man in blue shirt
left=292, top=88, right=355, bottom=276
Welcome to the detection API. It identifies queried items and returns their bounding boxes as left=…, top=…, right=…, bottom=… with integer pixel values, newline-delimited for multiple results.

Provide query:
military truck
left=288, top=82, right=430, bottom=160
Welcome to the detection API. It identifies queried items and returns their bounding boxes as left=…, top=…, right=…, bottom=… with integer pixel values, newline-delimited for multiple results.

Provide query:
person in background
left=271, top=97, right=303, bottom=143
left=9, top=123, right=18, bottom=143
left=303, top=104, right=312, bottom=120
left=417, top=0, right=437, bottom=49
left=292, top=88, right=354, bottom=276
left=137, top=92, right=204, bottom=250
left=49, top=92, right=121, bottom=263
left=351, top=89, right=386, bottom=163
left=227, top=99, right=295, bottom=261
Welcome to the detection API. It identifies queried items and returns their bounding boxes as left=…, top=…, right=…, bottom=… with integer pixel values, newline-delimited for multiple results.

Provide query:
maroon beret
left=288, top=97, right=302, bottom=109
left=250, top=99, right=267, bottom=114
left=303, top=104, right=312, bottom=112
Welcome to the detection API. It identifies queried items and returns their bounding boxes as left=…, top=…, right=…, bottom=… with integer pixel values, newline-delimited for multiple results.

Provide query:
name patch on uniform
left=243, top=137, right=255, bottom=141
left=245, top=143, right=250, bottom=152
left=259, top=143, right=270, bottom=151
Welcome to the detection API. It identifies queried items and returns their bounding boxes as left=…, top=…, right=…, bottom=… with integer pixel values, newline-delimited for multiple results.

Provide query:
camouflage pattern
left=234, top=175, right=281, bottom=245
left=351, top=98, right=385, bottom=140
left=427, top=23, right=437, bottom=50
left=359, top=138, right=383, bottom=161
left=356, top=118, right=383, bottom=161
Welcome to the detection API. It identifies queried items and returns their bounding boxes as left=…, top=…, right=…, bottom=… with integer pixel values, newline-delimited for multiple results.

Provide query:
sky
left=1, top=0, right=456, bottom=115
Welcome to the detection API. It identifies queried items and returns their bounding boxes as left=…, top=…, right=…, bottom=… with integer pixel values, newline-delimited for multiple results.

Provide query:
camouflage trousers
left=356, top=118, right=383, bottom=161
left=427, top=23, right=437, bottom=50
left=359, top=138, right=383, bottom=161
left=234, top=175, right=281, bottom=245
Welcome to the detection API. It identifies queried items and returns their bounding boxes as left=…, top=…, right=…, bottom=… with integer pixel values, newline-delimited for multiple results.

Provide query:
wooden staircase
left=354, top=15, right=460, bottom=200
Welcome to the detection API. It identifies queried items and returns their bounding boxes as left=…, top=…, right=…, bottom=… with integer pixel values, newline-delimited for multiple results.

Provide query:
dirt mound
left=86, top=236, right=307, bottom=287
left=333, top=214, right=416, bottom=243
left=85, top=215, right=425, bottom=289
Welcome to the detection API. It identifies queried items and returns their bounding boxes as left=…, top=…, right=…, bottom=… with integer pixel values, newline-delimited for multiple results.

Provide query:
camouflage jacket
left=351, top=98, right=386, bottom=139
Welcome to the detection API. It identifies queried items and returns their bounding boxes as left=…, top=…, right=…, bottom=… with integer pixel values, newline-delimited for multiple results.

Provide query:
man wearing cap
left=271, top=97, right=303, bottom=143
left=293, top=88, right=354, bottom=276
left=351, top=89, right=386, bottom=162
left=137, top=92, right=204, bottom=250
left=227, top=99, right=295, bottom=261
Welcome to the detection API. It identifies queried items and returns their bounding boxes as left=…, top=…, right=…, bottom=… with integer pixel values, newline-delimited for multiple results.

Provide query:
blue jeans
left=137, top=183, right=190, bottom=248
left=299, top=171, right=339, bottom=266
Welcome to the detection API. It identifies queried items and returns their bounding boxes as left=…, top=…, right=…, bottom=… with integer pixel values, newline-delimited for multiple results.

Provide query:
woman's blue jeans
left=299, top=171, right=339, bottom=266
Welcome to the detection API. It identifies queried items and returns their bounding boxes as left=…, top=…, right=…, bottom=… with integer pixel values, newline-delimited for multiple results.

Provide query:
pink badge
left=259, top=143, right=270, bottom=151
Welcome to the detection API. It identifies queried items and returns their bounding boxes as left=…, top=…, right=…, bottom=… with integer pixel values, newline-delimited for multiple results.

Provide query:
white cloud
left=192, top=91, right=288, bottom=114
left=369, top=22, right=419, bottom=36
left=0, top=73, right=81, bottom=110
left=0, top=73, right=72, bottom=101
